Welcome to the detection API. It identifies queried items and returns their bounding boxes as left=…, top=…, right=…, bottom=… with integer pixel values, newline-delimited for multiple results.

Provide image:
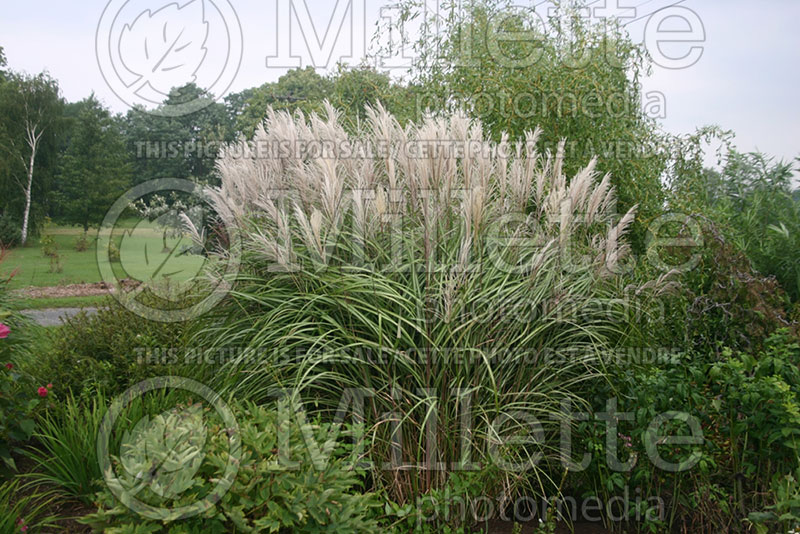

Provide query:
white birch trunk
left=19, top=124, right=41, bottom=246
left=20, top=145, right=36, bottom=245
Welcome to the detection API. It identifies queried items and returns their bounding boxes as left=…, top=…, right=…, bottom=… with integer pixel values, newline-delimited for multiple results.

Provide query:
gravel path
left=22, top=307, right=99, bottom=327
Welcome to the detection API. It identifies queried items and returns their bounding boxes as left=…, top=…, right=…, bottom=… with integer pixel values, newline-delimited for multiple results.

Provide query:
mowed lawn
left=3, top=223, right=207, bottom=291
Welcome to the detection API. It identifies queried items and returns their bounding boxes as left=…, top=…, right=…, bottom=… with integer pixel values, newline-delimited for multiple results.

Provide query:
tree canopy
left=0, top=71, right=63, bottom=243
left=381, top=0, right=670, bottom=247
left=56, top=95, right=132, bottom=231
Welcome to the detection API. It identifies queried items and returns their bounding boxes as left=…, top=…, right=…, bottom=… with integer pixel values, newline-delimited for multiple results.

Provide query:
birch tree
left=0, top=46, right=6, bottom=80
left=0, top=72, right=62, bottom=245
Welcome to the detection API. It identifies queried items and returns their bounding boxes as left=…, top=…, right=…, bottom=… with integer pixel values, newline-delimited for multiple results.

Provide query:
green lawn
left=3, top=228, right=102, bottom=289
left=2, top=223, right=207, bottom=295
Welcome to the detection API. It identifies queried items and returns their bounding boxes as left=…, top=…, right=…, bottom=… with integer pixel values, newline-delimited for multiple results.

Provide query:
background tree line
left=0, top=0, right=798, bottom=307
left=0, top=56, right=416, bottom=246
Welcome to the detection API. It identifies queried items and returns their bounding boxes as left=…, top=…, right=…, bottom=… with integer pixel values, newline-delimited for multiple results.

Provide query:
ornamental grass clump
left=197, top=104, right=673, bottom=505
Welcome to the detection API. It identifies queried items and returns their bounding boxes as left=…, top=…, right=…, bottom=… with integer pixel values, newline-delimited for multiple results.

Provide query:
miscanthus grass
left=193, top=104, right=674, bottom=505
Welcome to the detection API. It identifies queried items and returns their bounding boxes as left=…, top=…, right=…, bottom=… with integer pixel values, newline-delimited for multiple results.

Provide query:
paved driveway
left=22, top=308, right=99, bottom=327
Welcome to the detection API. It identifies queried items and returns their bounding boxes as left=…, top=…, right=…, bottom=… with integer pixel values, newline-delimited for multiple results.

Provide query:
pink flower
left=37, top=387, right=48, bottom=397
left=4, top=363, right=12, bottom=370
left=47, top=383, right=53, bottom=389
left=21, top=526, right=28, bottom=533
left=0, top=323, right=9, bottom=339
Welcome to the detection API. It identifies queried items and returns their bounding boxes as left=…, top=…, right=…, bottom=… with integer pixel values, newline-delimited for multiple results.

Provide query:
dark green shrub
left=108, top=241, right=121, bottom=262
left=709, top=151, right=800, bottom=302
left=25, top=301, right=193, bottom=398
left=0, top=214, right=20, bottom=247
left=684, top=226, right=796, bottom=355
left=574, top=330, right=800, bottom=533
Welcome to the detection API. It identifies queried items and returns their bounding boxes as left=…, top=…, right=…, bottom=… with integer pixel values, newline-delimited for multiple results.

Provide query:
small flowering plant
left=0, top=248, right=52, bottom=469
left=1, top=322, right=49, bottom=470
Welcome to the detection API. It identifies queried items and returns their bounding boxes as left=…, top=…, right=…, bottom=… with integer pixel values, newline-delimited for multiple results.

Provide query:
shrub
left=709, top=151, right=800, bottom=302
left=25, top=300, right=193, bottom=398
left=0, top=248, right=51, bottom=471
left=573, top=329, right=800, bottom=533
left=684, top=224, right=796, bottom=355
left=196, top=105, right=670, bottom=506
left=81, top=400, right=382, bottom=533
left=74, top=232, right=90, bottom=252
left=48, top=252, right=63, bottom=273
left=0, top=214, right=20, bottom=248
left=0, top=359, right=51, bottom=471
left=39, top=234, right=57, bottom=258
left=108, top=241, right=121, bottom=262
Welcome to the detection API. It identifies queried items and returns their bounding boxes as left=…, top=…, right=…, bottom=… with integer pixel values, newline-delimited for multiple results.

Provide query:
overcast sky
left=1, top=0, right=798, bottom=167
